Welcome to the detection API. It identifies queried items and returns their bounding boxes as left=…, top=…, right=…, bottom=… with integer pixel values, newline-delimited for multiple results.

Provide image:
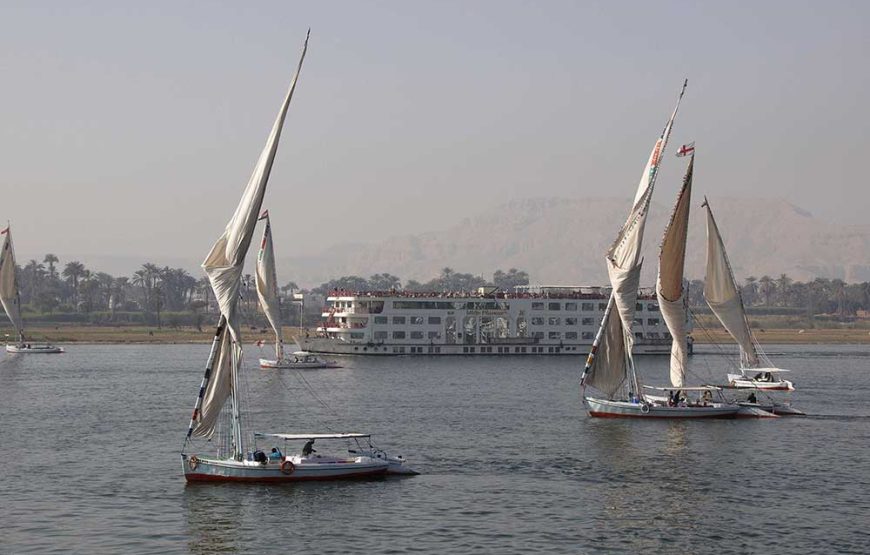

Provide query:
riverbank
left=3, top=325, right=868, bottom=345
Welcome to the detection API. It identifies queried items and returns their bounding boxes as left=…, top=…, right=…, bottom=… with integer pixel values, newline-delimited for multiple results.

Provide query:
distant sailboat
left=580, top=82, right=737, bottom=418
left=255, top=211, right=339, bottom=369
left=702, top=199, right=795, bottom=392
left=1, top=226, right=63, bottom=354
left=181, top=31, right=415, bottom=481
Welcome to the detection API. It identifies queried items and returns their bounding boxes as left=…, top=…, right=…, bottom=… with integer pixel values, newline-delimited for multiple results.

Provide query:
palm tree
left=62, top=261, right=86, bottom=304
left=43, top=254, right=59, bottom=280
left=776, top=274, right=792, bottom=307
left=758, top=275, right=774, bottom=307
left=743, top=276, right=758, bottom=307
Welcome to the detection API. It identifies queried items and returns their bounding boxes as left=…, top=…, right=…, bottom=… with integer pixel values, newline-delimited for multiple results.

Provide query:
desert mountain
left=278, top=197, right=870, bottom=287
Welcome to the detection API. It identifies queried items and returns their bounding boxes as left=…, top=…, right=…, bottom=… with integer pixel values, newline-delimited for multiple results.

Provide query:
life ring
left=188, top=455, right=199, bottom=470
left=640, top=402, right=650, bottom=414
left=280, top=460, right=295, bottom=475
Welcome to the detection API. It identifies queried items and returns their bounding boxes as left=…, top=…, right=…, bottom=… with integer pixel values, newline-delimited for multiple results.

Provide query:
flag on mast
left=676, top=142, right=695, bottom=157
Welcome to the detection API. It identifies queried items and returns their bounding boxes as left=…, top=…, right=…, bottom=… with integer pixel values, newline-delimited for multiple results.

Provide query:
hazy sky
left=2, top=0, right=868, bottom=269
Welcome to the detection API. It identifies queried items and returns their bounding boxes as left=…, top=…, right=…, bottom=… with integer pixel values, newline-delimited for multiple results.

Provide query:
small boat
left=185, top=433, right=416, bottom=482
left=181, top=31, right=415, bottom=483
left=702, top=201, right=797, bottom=392
left=260, top=351, right=340, bottom=369
left=727, top=368, right=794, bottom=391
left=580, top=81, right=737, bottom=419
left=1, top=226, right=63, bottom=354
left=6, top=343, right=64, bottom=354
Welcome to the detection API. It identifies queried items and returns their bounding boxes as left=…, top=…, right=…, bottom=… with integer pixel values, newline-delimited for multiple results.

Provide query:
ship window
left=410, top=331, right=424, bottom=339
left=565, top=302, right=577, bottom=311
left=350, top=332, right=364, bottom=340
left=428, top=331, right=440, bottom=339
left=411, top=316, right=424, bottom=325
left=581, top=302, right=594, bottom=311
left=598, top=303, right=608, bottom=311
left=532, top=302, right=544, bottom=310
left=531, top=317, right=544, bottom=326
left=635, top=332, right=644, bottom=340
left=565, top=331, right=578, bottom=340
left=582, top=318, right=594, bottom=326
left=648, top=332, right=660, bottom=339
left=393, top=331, right=406, bottom=339
left=548, top=302, right=561, bottom=311
left=633, top=318, right=643, bottom=326
left=374, top=316, right=387, bottom=324
left=428, top=316, right=441, bottom=325
left=647, top=303, right=659, bottom=312
left=647, top=318, right=660, bottom=326
left=532, top=331, right=544, bottom=339
left=565, top=317, right=578, bottom=326
left=548, top=317, right=560, bottom=326
left=393, top=316, right=406, bottom=325
left=664, top=331, right=672, bottom=339
left=374, top=331, right=388, bottom=340
left=582, top=331, right=594, bottom=340
left=636, top=303, right=644, bottom=312
left=549, top=331, right=560, bottom=340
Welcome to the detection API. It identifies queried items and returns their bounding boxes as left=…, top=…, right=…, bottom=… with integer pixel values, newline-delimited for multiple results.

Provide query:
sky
left=1, top=0, right=868, bottom=273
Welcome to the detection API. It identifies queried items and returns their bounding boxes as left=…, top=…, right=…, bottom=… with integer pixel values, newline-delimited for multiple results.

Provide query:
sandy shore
left=3, top=325, right=868, bottom=345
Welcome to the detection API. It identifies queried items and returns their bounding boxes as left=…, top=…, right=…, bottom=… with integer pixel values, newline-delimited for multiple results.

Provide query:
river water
left=1, top=344, right=868, bottom=553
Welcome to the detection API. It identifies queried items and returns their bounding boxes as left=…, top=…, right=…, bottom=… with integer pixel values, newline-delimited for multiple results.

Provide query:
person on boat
left=747, top=392, right=758, bottom=404
left=702, top=390, right=713, bottom=405
left=302, top=439, right=316, bottom=456
left=269, top=447, right=283, bottom=461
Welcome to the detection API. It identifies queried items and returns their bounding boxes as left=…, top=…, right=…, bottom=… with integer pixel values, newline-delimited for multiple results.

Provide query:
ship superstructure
left=298, top=286, right=690, bottom=356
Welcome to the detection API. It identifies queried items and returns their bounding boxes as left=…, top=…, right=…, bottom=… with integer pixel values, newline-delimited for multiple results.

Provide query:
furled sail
left=191, top=31, right=309, bottom=439
left=656, top=156, right=693, bottom=388
left=0, top=227, right=24, bottom=340
left=255, top=211, right=284, bottom=360
left=703, top=199, right=759, bottom=368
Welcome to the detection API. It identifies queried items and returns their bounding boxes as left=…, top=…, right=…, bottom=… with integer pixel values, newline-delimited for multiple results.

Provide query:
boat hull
left=727, top=373, right=794, bottom=391
left=585, top=397, right=738, bottom=419
left=6, top=344, right=64, bottom=354
left=259, top=358, right=341, bottom=369
left=182, top=455, right=389, bottom=482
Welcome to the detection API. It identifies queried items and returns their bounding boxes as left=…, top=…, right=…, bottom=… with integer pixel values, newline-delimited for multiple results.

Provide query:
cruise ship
left=298, top=286, right=690, bottom=356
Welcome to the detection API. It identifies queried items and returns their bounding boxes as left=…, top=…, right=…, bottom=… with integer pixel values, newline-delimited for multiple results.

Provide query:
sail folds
left=656, top=156, right=693, bottom=387
left=256, top=213, right=284, bottom=359
left=191, top=32, right=309, bottom=439
left=703, top=200, right=759, bottom=367
left=0, top=227, right=24, bottom=338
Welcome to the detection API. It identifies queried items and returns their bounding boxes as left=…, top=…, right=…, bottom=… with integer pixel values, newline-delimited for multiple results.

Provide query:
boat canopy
left=255, top=432, right=371, bottom=440
left=642, top=385, right=723, bottom=391
left=745, top=367, right=790, bottom=373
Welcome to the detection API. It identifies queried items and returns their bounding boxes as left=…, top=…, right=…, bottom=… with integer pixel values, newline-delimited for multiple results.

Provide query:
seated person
left=302, top=439, right=317, bottom=457
left=269, top=447, right=283, bottom=461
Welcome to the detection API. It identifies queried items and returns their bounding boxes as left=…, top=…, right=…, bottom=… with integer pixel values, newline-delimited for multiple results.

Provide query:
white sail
left=255, top=212, right=284, bottom=360
left=582, top=81, right=687, bottom=398
left=0, top=227, right=24, bottom=340
left=656, top=156, right=693, bottom=388
left=191, top=31, right=309, bottom=439
left=703, top=199, right=759, bottom=368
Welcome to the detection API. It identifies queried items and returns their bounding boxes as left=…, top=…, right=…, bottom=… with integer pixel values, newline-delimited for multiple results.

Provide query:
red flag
left=676, top=142, right=695, bottom=157
left=258, top=210, right=270, bottom=221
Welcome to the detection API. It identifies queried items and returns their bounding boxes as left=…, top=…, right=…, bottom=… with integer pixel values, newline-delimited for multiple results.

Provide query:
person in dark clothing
left=302, top=439, right=316, bottom=456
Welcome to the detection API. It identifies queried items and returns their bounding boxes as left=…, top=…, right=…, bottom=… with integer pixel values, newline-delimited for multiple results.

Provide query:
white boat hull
left=259, top=358, right=341, bottom=369
left=6, top=344, right=64, bottom=354
left=727, top=373, right=794, bottom=391
left=585, top=397, right=738, bottom=419
left=738, top=401, right=805, bottom=416
left=182, top=454, right=389, bottom=482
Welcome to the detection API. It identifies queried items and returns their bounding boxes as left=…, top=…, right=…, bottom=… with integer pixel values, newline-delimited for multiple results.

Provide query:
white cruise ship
left=298, top=286, right=691, bottom=356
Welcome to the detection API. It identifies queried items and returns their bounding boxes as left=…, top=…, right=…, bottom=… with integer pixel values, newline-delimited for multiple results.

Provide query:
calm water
left=1, top=343, right=868, bottom=554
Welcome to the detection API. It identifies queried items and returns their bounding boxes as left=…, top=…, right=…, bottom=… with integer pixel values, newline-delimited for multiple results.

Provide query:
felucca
left=181, top=31, right=416, bottom=482
left=1, top=226, right=63, bottom=354
left=702, top=199, right=802, bottom=415
left=255, top=211, right=339, bottom=370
